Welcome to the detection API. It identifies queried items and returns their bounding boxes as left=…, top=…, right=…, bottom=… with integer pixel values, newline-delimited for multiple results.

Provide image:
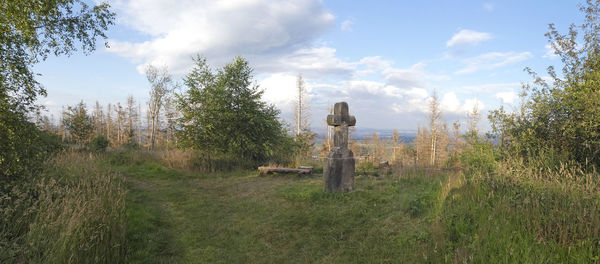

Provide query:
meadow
left=9, top=149, right=594, bottom=263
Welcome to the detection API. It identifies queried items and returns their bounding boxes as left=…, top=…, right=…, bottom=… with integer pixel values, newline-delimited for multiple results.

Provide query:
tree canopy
left=0, top=0, right=115, bottom=110
left=177, top=56, right=293, bottom=165
left=489, top=0, right=600, bottom=167
left=0, top=0, right=114, bottom=179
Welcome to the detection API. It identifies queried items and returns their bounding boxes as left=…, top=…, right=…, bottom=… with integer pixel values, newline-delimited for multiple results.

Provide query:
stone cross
left=324, top=102, right=356, bottom=192
left=327, top=102, right=356, bottom=149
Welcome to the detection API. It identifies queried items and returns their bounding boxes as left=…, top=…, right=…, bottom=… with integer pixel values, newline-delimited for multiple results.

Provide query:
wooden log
left=258, top=166, right=313, bottom=175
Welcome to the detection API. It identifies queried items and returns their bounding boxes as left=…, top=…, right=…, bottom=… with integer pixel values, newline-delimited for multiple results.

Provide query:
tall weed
left=1, top=151, right=127, bottom=263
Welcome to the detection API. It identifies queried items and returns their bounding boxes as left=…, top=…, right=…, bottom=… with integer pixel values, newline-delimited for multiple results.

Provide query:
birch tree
left=145, top=65, right=174, bottom=150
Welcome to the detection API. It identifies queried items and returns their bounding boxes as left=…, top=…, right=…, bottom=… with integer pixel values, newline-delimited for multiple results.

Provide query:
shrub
left=460, top=139, right=497, bottom=176
left=91, top=135, right=110, bottom=152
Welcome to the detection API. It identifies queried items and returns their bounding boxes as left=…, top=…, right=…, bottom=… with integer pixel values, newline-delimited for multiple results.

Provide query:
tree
left=126, top=95, right=139, bottom=146
left=466, top=102, right=481, bottom=140
left=293, top=74, right=311, bottom=137
left=63, top=101, right=93, bottom=145
left=163, top=98, right=179, bottom=147
left=292, top=74, right=314, bottom=165
left=489, top=0, right=600, bottom=166
left=92, top=101, right=105, bottom=136
left=177, top=56, right=291, bottom=166
left=0, top=0, right=114, bottom=179
left=1, top=0, right=115, bottom=111
left=145, top=65, right=174, bottom=150
left=427, top=91, right=448, bottom=166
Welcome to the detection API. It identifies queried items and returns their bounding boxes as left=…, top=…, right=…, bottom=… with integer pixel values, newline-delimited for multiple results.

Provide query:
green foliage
left=177, top=56, right=293, bottom=167
left=63, top=101, right=94, bottom=144
left=294, top=131, right=315, bottom=166
left=0, top=0, right=115, bottom=110
left=91, top=134, right=110, bottom=152
left=0, top=102, right=62, bottom=180
left=356, top=161, right=376, bottom=175
left=459, top=137, right=498, bottom=176
left=0, top=0, right=114, bottom=179
left=489, top=0, right=600, bottom=167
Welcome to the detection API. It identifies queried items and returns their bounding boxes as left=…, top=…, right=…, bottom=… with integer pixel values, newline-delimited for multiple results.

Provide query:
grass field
left=114, top=154, right=600, bottom=263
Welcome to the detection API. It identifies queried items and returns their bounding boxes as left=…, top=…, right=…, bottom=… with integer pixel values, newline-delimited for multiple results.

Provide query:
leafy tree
left=177, top=56, right=292, bottom=166
left=0, top=102, right=62, bottom=179
left=63, top=101, right=93, bottom=145
left=489, top=0, right=600, bottom=167
left=0, top=0, right=114, bottom=179
left=1, top=0, right=115, bottom=110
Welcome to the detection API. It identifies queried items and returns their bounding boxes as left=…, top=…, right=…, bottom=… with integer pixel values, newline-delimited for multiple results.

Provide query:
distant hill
left=311, top=127, right=416, bottom=145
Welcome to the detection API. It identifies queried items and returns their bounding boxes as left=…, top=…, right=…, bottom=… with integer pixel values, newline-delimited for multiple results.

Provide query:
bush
left=91, top=135, right=110, bottom=152
left=460, top=139, right=497, bottom=176
left=356, top=161, right=376, bottom=176
left=0, top=104, right=63, bottom=181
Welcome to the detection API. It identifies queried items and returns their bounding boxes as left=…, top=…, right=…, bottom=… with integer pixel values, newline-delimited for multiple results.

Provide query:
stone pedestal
left=324, top=147, right=355, bottom=192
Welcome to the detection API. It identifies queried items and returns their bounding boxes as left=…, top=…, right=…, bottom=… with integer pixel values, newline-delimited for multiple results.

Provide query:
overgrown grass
left=1, top=151, right=127, bottom=263
left=7, top=148, right=596, bottom=262
left=118, top=150, right=600, bottom=263
left=438, top=159, right=600, bottom=263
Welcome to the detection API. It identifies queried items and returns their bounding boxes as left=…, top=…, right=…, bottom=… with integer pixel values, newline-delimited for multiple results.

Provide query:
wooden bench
left=258, top=166, right=313, bottom=175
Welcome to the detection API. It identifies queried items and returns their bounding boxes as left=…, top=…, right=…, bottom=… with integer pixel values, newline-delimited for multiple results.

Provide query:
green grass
left=119, top=161, right=446, bottom=263
left=117, top=154, right=600, bottom=263
left=1, top=151, right=127, bottom=263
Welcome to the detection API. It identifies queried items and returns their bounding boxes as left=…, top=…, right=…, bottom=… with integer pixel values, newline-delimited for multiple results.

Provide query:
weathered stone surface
left=324, top=148, right=355, bottom=191
left=324, top=102, right=356, bottom=192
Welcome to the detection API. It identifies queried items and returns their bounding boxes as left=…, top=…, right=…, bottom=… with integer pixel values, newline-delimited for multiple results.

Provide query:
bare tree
left=466, top=101, right=481, bottom=140
left=93, top=101, right=104, bottom=136
left=451, top=120, right=463, bottom=154
left=114, top=102, right=125, bottom=146
left=145, top=65, right=174, bottom=150
left=106, top=103, right=113, bottom=143
left=163, top=97, right=179, bottom=147
left=392, top=129, right=401, bottom=163
left=429, top=91, right=442, bottom=166
left=293, top=74, right=311, bottom=138
left=126, top=95, right=138, bottom=145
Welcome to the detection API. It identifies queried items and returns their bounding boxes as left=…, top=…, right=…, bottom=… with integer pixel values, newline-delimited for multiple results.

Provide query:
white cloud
left=259, top=73, right=298, bottom=111
left=341, top=19, right=354, bottom=32
left=107, top=0, right=336, bottom=75
left=439, top=92, right=485, bottom=114
left=441, top=92, right=461, bottom=113
left=455, top=51, right=532, bottom=74
left=464, top=98, right=484, bottom=113
left=543, top=44, right=558, bottom=59
left=43, top=100, right=57, bottom=106
left=462, top=82, right=521, bottom=93
left=360, top=56, right=393, bottom=71
left=446, top=29, right=493, bottom=47
left=269, top=46, right=357, bottom=78
left=383, top=62, right=428, bottom=89
left=495, top=91, right=518, bottom=104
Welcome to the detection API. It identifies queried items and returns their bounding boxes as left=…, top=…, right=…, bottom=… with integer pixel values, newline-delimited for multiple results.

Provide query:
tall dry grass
left=1, top=151, right=127, bottom=263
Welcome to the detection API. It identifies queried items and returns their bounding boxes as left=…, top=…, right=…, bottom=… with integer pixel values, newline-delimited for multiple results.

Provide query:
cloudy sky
left=35, top=0, right=582, bottom=131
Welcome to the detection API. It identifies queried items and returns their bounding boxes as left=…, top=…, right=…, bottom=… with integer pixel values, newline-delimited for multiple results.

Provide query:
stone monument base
left=324, top=147, right=355, bottom=192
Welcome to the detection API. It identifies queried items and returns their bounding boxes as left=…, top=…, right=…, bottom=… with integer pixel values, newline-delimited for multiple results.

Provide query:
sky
left=34, top=0, right=584, bottom=132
